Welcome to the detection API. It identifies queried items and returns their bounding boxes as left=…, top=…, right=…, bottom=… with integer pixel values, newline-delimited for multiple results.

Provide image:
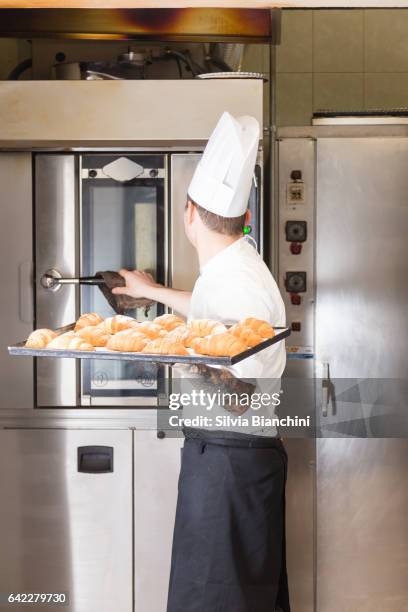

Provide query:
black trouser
left=167, top=428, right=290, bottom=612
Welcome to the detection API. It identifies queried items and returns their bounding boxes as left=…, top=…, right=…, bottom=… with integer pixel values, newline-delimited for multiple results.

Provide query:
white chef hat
left=188, top=111, right=260, bottom=218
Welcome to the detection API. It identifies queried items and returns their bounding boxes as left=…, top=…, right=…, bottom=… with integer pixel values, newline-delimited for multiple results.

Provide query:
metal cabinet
left=315, top=138, right=408, bottom=380
left=315, top=137, right=408, bottom=612
left=284, top=439, right=315, bottom=612
left=0, top=429, right=133, bottom=612
left=134, top=430, right=183, bottom=612
left=316, top=439, right=408, bottom=612
left=279, top=132, right=408, bottom=612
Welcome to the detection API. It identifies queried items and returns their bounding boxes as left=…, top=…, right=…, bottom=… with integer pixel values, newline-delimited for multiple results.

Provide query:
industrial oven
left=0, top=79, right=265, bottom=612
left=34, top=150, right=262, bottom=408
left=0, top=79, right=264, bottom=413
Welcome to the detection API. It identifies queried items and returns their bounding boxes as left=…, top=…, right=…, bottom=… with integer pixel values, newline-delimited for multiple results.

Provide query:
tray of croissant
left=8, top=314, right=290, bottom=366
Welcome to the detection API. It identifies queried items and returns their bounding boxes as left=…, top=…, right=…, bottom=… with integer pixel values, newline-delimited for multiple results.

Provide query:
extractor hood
left=0, top=8, right=281, bottom=43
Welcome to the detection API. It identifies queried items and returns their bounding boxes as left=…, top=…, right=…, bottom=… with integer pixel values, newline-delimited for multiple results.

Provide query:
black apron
left=167, top=428, right=290, bottom=612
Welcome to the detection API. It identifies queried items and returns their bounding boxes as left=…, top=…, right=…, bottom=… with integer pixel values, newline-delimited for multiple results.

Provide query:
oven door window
left=80, top=154, right=166, bottom=406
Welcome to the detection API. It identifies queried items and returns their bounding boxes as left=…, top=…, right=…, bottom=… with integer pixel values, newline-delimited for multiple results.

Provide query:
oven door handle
left=56, top=276, right=105, bottom=285
left=40, top=268, right=105, bottom=290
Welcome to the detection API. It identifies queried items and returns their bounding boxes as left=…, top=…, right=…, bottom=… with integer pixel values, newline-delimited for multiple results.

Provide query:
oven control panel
left=278, top=139, right=315, bottom=370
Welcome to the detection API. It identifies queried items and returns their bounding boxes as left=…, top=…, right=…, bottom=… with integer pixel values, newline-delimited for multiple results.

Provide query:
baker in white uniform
left=114, top=111, right=290, bottom=612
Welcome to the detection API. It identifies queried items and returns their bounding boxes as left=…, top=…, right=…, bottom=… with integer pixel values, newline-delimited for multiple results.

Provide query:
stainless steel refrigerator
left=278, top=123, right=408, bottom=612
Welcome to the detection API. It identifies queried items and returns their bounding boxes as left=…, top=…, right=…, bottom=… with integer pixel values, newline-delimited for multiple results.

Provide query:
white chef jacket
left=189, top=237, right=286, bottom=380
left=180, top=237, right=286, bottom=436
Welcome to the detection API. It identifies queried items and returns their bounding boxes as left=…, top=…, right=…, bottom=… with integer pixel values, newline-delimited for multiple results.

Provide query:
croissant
left=137, top=322, right=167, bottom=339
left=191, top=332, right=246, bottom=357
left=239, top=318, right=275, bottom=339
left=25, top=328, right=57, bottom=349
left=76, top=325, right=111, bottom=347
left=99, top=315, right=137, bottom=334
left=188, top=319, right=227, bottom=337
left=106, top=329, right=148, bottom=352
left=229, top=324, right=263, bottom=348
left=154, top=313, right=185, bottom=331
left=142, top=337, right=189, bottom=356
left=167, top=325, right=198, bottom=348
left=74, top=312, right=104, bottom=332
left=47, top=332, right=94, bottom=351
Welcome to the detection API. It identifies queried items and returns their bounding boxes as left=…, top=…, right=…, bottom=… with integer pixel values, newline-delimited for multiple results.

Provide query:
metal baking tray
left=8, top=324, right=290, bottom=367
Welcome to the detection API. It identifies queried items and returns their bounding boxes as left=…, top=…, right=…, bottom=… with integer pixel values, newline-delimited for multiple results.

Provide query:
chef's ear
left=185, top=199, right=196, bottom=225
left=245, top=208, right=251, bottom=225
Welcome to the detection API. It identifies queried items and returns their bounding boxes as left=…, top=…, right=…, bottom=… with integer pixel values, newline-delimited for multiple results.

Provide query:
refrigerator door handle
left=321, top=362, right=330, bottom=417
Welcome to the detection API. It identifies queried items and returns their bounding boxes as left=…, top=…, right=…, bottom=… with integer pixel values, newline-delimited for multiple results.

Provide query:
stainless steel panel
left=317, top=439, right=408, bottom=612
left=170, top=153, right=264, bottom=301
left=277, top=141, right=316, bottom=611
left=313, top=116, right=408, bottom=125
left=170, top=153, right=201, bottom=295
left=0, top=81, right=263, bottom=148
left=0, top=407, right=158, bottom=430
left=0, top=429, right=132, bottom=612
left=275, top=129, right=408, bottom=612
left=35, top=155, right=77, bottom=406
left=134, top=430, right=183, bottom=612
left=316, top=138, right=408, bottom=378
left=0, top=153, right=33, bottom=410
left=285, top=439, right=316, bottom=612
left=278, top=124, right=408, bottom=141
left=315, top=138, right=408, bottom=611
left=278, top=138, right=315, bottom=369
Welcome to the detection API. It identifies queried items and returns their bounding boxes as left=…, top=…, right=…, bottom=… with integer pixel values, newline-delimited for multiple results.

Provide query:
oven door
left=35, top=153, right=167, bottom=408
left=80, top=154, right=167, bottom=406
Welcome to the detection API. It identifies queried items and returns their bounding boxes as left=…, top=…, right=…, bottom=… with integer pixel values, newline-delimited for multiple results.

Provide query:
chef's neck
left=195, top=228, right=241, bottom=269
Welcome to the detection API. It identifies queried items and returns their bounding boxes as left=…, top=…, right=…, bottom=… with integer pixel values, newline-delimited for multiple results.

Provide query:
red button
left=290, top=242, right=302, bottom=255
left=290, top=293, right=302, bottom=305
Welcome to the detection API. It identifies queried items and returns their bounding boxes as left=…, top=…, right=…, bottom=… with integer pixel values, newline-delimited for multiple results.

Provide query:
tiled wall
left=276, top=8, right=408, bottom=126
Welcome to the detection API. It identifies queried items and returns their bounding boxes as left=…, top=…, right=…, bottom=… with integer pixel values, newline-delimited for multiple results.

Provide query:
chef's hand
left=112, top=269, right=192, bottom=316
left=112, top=269, right=161, bottom=299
